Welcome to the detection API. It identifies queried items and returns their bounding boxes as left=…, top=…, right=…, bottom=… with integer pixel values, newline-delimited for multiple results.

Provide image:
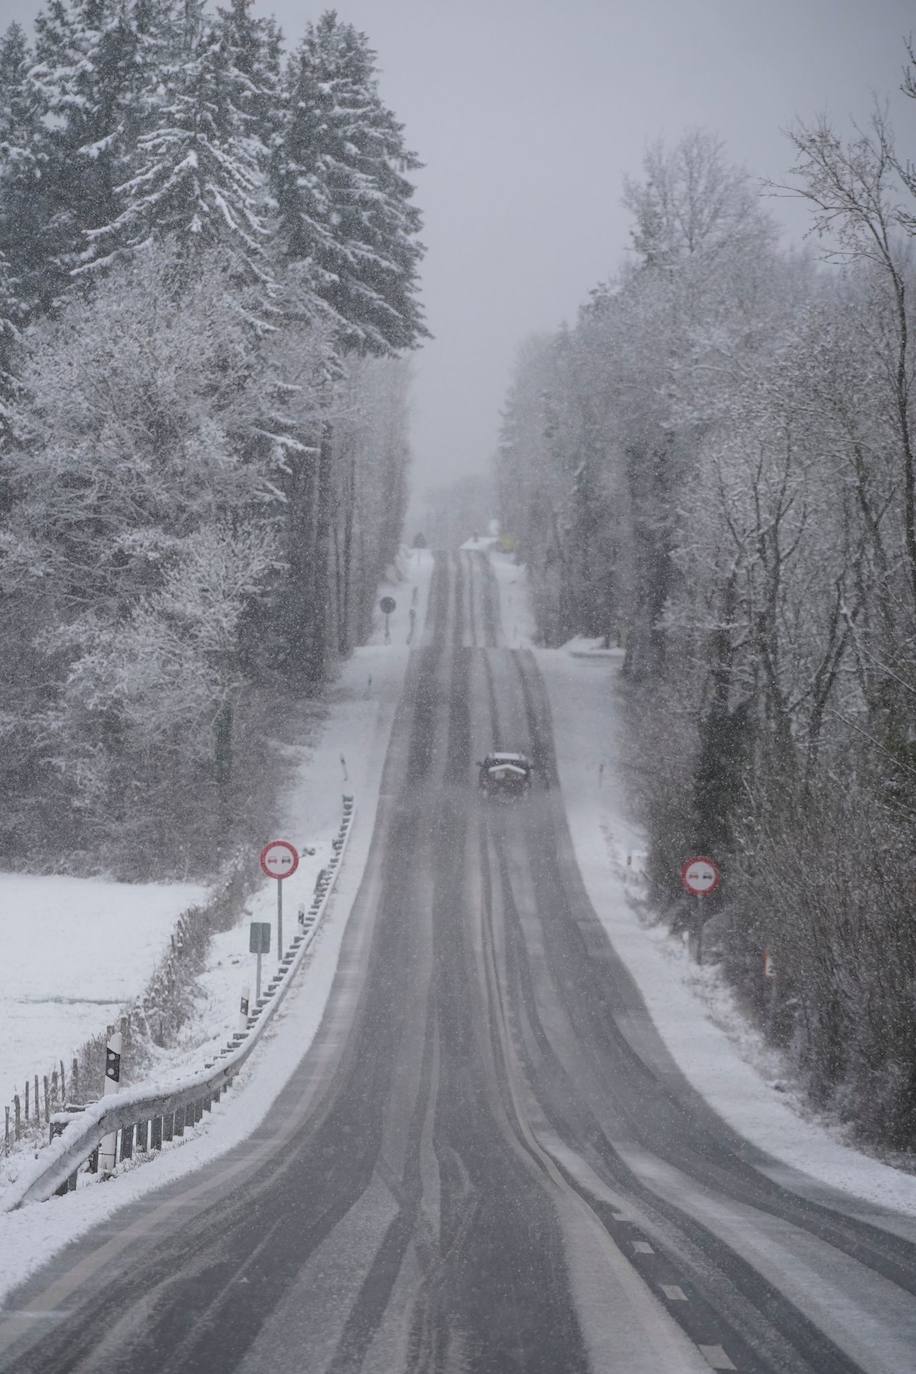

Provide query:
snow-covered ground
left=0, top=548, right=432, bottom=1299
left=0, top=875, right=206, bottom=1102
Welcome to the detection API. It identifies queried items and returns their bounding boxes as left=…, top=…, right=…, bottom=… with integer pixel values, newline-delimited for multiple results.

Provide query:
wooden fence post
left=33, top=1074, right=39, bottom=1122
left=14, top=1093, right=20, bottom=1140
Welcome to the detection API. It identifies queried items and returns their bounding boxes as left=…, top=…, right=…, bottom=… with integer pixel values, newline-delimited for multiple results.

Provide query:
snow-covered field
left=0, top=875, right=206, bottom=1102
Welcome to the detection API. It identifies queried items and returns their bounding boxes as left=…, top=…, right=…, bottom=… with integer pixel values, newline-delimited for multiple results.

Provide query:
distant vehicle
left=477, top=751, right=533, bottom=800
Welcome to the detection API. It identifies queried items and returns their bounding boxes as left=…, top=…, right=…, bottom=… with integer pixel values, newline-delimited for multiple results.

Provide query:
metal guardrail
left=1, top=797, right=355, bottom=1211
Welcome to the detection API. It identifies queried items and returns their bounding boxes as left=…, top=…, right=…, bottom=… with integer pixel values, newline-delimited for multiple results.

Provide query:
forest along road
left=2, top=549, right=916, bottom=1374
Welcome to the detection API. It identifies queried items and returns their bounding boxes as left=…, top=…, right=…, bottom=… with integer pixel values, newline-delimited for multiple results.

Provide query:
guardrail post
left=48, top=1109, right=82, bottom=1196
left=119, top=1124, right=133, bottom=1163
left=151, top=1116, right=162, bottom=1151
left=136, top=1119, right=148, bottom=1153
left=174, top=1105, right=185, bottom=1137
left=163, top=1111, right=174, bottom=1143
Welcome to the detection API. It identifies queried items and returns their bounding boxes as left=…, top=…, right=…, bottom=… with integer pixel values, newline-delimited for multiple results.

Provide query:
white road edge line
left=697, top=1344, right=737, bottom=1371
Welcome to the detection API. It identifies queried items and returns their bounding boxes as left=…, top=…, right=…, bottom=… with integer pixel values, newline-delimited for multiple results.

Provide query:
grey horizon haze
left=2, top=0, right=913, bottom=503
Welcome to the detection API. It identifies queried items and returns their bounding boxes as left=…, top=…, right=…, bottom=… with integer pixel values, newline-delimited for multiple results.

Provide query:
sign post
left=98, top=1026, right=122, bottom=1177
left=679, top=855, right=721, bottom=965
left=259, top=839, right=299, bottom=959
left=249, top=922, right=272, bottom=1000
left=379, top=595, right=396, bottom=643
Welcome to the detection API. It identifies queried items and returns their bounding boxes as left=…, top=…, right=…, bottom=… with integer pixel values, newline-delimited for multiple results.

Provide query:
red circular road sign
left=259, top=840, right=299, bottom=880
left=680, top=855, right=721, bottom=896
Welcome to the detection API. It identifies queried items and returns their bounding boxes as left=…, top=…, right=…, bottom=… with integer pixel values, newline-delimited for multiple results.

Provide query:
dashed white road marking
left=660, top=1284, right=688, bottom=1301
left=697, top=1344, right=737, bottom=1371
left=632, top=1240, right=654, bottom=1254
left=0, top=1311, right=71, bottom=1321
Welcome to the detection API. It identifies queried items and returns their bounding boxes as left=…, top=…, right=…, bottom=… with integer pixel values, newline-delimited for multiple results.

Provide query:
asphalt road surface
left=3, top=550, right=916, bottom=1374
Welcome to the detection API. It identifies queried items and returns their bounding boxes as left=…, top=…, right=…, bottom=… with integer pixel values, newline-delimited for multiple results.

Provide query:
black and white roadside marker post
left=680, top=856, right=721, bottom=965
left=259, top=839, right=299, bottom=960
left=249, top=923, right=271, bottom=1001
left=238, top=983, right=250, bottom=1033
left=379, top=595, right=396, bottom=644
left=98, top=1026, right=122, bottom=1177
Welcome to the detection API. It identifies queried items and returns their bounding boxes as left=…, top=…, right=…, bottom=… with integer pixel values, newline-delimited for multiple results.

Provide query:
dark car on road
left=477, top=751, right=534, bottom=799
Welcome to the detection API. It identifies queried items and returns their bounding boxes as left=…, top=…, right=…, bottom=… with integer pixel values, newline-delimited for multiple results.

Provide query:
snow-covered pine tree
left=80, top=5, right=272, bottom=288
left=275, top=10, right=427, bottom=355
left=26, top=0, right=134, bottom=303
left=0, top=19, right=57, bottom=316
left=213, top=0, right=284, bottom=155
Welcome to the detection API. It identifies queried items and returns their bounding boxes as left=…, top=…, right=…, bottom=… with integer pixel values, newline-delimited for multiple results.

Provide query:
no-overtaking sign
left=260, top=840, right=299, bottom=880
left=680, top=855, right=721, bottom=896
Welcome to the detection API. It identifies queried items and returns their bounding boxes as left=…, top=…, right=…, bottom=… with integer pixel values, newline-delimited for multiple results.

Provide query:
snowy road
left=2, top=551, right=916, bottom=1374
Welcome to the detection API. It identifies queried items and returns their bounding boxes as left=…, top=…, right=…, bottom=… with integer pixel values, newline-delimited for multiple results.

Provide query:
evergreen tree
left=81, top=12, right=272, bottom=286
left=0, top=20, right=57, bottom=315
left=214, top=0, right=283, bottom=152
left=23, top=0, right=173, bottom=305
left=275, top=10, right=427, bottom=355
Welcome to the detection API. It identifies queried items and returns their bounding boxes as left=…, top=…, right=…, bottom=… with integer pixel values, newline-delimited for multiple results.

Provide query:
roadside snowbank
left=487, top=547, right=538, bottom=646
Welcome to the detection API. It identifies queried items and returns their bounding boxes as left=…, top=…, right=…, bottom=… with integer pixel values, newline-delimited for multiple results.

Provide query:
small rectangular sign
left=249, top=921, right=271, bottom=954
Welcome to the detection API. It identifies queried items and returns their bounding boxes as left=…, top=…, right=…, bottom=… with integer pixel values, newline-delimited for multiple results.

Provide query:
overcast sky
left=3, top=0, right=914, bottom=500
